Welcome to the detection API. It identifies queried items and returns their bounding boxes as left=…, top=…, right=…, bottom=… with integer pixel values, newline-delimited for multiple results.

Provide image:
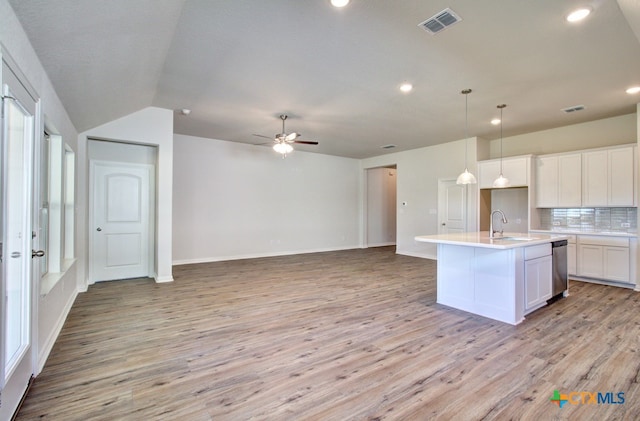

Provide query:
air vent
left=562, top=105, right=586, bottom=113
left=418, top=8, right=462, bottom=34
left=381, top=144, right=397, bottom=149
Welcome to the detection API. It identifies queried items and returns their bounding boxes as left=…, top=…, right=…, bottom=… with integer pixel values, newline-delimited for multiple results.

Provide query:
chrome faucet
left=490, top=209, right=508, bottom=238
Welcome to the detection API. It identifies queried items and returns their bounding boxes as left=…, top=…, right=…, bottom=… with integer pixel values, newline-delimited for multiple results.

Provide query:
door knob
left=441, top=223, right=446, bottom=226
left=96, top=227, right=102, bottom=231
left=32, top=250, right=45, bottom=258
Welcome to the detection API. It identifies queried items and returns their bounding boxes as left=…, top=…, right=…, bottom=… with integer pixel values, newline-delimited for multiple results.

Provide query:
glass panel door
left=2, top=90, right=32, bottom=384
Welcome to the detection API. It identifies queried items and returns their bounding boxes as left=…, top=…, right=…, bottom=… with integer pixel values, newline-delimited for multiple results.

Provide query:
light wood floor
left=16, top=247, right=640, bottom=420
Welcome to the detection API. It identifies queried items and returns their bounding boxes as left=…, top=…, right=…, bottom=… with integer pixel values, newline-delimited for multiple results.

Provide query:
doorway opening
left=365, top=166, right=397, bottom=248
left=87, top=139, right=157, bottom=283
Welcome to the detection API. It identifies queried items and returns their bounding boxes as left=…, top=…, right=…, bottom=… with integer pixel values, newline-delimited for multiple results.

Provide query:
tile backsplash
left=539, top=208, right=637, bottom=233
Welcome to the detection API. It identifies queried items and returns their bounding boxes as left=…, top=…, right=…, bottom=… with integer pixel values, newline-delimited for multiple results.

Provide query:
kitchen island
left=415, top=232, right=567, bottom=325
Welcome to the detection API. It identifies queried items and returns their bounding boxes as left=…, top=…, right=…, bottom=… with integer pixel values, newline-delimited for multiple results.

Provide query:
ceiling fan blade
left=284, top=132, right=299, bottom=141
left=293, top=140, right=318, bottom=145
left=252, top=133, right=273, bottom=140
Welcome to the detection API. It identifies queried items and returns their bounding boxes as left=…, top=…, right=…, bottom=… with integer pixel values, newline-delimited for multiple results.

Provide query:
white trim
left=367, top=242, right=396, bottom=247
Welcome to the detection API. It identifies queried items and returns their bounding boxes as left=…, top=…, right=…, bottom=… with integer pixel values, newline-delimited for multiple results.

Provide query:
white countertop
left=415, top=231, right=568, bottom=249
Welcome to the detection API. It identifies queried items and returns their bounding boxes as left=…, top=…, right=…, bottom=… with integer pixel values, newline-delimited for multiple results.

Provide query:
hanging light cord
left=464, top=89, right=470, bottom=168
left=498, top=104, right=506, bottom=175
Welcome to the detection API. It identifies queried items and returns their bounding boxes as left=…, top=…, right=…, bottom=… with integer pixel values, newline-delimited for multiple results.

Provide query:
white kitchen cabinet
left=603, top=246, right=630, bottom=282
left=582, top=146, right=635, bottom=207
left=478, top=156, right=530, bottom=189
left=576, top=235, right=631, bottom=284
left=608, top=147, right=635, bottom=206
left=567, top=235, right=577, bottom=275
left=535, top=156, right=557, bottom=207
left=577, top=244, right=604, bottom=278
left=535, top=153, right=581, bottom=207
left=582, top=150, right=608, bottom=206
left=525, top=255, right=552, bottom=313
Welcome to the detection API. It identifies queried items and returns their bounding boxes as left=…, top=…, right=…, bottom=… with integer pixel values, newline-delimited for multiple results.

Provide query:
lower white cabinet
left=576, top=235, right=631, bottom=284
left=577, top=244, right=605, bottom=278
left=524, top=254, right=552, bottom=313
left=603, top=246, right=630, bottom=282
left=566, top=235, right=577, bottom=275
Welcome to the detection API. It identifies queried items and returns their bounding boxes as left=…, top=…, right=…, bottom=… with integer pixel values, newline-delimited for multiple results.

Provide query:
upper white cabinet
left=535, top=153, right=581, bottom=207
left=535, top=145, right=636, bottom=208
left=608, top=146, right=636, bottom=206
left=478, top=156, right=530, bottom=189
left=582, top=146, right=636, bottom=207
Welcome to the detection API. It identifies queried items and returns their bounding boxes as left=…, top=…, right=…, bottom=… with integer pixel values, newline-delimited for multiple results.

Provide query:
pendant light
left=492, top=104, right=510, bottom=188
left=456, top=89, right=477, bottom=185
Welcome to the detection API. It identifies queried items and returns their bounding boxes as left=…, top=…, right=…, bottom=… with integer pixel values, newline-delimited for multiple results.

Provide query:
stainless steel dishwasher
left=551, top=239, right=568, bottom=297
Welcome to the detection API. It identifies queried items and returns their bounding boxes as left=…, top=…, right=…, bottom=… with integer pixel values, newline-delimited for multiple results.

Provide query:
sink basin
left=491, top=236, right=539, bottom=241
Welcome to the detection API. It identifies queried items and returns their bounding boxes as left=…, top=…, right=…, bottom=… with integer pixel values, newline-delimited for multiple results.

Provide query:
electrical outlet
left=621, top=223, right=631, bottom=228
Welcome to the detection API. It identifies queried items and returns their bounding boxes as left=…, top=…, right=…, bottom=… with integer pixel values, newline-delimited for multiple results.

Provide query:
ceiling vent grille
left=381, top=144, right=397, bottom=149
left=562, top=105, right=586, bottom=113
left=418, top=8, right=462, bottom=34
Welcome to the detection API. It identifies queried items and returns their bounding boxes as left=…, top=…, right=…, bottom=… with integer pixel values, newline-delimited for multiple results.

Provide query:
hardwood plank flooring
left=15, top=247, right=640, bottom=420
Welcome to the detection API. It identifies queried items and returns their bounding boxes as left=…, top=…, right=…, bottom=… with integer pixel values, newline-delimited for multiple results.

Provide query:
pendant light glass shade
left=456, top=169, right=476, bottom=185
left=492, top=174, right=510, bottom=188
left=456, top=89, right=477, bottom=185
left=492, top=104, right=510, bottom=188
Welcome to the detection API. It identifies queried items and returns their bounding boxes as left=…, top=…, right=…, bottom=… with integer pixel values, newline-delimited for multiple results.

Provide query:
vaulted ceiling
left=8, top=0, right=640, bottom=158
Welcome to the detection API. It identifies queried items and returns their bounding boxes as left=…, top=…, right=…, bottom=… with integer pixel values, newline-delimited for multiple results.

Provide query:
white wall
left=362, top=138, right=480, bottom=259
left=172, top=134, right=360, bottom=263
left=78, top=107, right=174, bottom=285
left=1, top=0, right=80, bottom=417
left=491, top=188, right=529, bottom=233
left=489, top=114, right=636, bottom=158
left=366, top=167, right=397, bottom=246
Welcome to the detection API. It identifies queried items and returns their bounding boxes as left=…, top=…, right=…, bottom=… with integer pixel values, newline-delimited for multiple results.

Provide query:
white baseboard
left=172, top=245, right=360, bottom=266
left=155, top=275, right=174, bottom=283
left=366, top=242, right=396, bottom=247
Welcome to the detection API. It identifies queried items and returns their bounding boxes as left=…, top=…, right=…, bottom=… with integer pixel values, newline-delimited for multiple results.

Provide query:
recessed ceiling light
left=331, top=0, right=349, bottom=7
left=400, top=83, right=413, bottom=93
left=491, top=118, right=501, bottom=125
left=566, top=8, right=591, bottom=22
left=626, top=86, right=640, bottom=94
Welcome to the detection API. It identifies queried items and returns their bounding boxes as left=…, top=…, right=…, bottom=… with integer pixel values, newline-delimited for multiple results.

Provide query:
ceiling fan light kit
left=273, top=142, right=293, bottom=155
left=253, top=114, right=319, bottom=158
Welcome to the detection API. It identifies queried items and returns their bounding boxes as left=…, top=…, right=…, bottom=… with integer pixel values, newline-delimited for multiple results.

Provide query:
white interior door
left=1, top=57, right=36, bottom=418
left=90, top=160, right=152, bottom=282
left=438, top=179, right=467, bottom=234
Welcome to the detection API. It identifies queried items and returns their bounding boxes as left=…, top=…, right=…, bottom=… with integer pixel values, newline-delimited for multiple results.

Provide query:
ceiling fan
left=253, top=114, right=318, bottom=156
